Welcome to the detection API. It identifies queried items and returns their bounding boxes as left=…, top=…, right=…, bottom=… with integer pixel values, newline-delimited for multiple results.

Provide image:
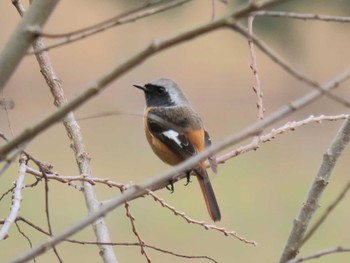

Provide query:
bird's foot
left=184, top=171, right=192, bottom=186
left=166, top=181, right=174, bottom=193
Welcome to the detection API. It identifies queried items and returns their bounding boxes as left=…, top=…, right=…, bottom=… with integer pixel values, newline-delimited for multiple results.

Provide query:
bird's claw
left=184, top=172, right=192, bottom=186
left=166, top=181, right=174, bottom=193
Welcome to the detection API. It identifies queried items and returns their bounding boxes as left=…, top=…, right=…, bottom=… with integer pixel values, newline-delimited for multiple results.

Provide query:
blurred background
left=1, top=0, right=350, bottom=262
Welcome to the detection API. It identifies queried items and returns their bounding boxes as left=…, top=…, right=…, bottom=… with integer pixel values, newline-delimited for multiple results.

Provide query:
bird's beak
left=133, top=84, right=146, bottom=91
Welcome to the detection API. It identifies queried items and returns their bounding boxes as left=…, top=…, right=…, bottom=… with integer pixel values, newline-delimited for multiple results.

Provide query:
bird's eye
left=155, top=86, right=166, bottom=95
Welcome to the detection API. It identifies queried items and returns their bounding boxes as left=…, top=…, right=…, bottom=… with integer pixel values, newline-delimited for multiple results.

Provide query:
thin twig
left=25, top=166, right=126, bottom=190
left=148, top=191, right=257, bottom=245
left=287, top=246, right=350, bottom=263
left=227, top=20, right=350, bottom=108
left=125, top=202, right=151, bottom=262
left=217, top=114, right=349, bottom=164
left=37, top=0, right=171, bottom=38
left=1, top=92, right=15, bottom=136
left=248, top=15, right=264, bottom=121
left=15, top=221, right=36, bottom=263
left=12, top=216, right=217, bottom=263
left=253, top=11, right=350, bottom=23
left=279, top=114, right=350, bottom=262
left=80, top=241, right=218, bottom=263
left=28, top=0, right=192, bottom=54
left=0, top=185, right=15, bottom=202
left=29, top=157, right=62, bottom=262
left=211, top=0, right=216, bottom=20
left=0, top=153, right=27, bottom=239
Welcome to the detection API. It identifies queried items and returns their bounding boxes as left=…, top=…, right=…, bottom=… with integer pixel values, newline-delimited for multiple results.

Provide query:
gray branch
left=0, top=0, right=59, bottom=91
left=279, top=115, right=350, bottom=262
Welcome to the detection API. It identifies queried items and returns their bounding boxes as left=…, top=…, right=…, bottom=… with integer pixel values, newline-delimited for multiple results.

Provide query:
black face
left=134, top=84, right=175, bottom=107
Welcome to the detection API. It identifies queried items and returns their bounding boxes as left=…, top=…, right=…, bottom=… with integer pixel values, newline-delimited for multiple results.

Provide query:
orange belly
left=145, top=127, right=183, bottom=166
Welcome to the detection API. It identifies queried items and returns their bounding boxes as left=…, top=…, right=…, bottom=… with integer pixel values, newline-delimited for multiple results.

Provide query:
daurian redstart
left=133, top=78, right=221, bottom=222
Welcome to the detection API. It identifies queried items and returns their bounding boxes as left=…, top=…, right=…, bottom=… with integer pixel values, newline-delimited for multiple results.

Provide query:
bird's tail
left=194, top=167, right=221, bottom=222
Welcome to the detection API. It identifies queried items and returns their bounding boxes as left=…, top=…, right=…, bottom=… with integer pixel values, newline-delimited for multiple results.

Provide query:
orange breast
left=144, top=118, right=183, bottom=166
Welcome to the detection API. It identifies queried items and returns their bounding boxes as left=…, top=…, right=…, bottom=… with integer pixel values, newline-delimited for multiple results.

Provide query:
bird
left=133, top=78, right=221, bottom=221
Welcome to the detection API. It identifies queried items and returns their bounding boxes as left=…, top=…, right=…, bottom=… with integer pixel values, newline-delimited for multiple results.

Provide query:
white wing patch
left=162, top=130, right=182, bottom=147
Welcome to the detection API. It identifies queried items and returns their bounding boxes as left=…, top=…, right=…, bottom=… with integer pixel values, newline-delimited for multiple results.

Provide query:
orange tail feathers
left=195, top=168, right=221, bottom=222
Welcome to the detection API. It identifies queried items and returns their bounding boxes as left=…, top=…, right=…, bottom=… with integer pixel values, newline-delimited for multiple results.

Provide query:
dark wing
left=204, top=130, right=217, bottom=174
left=147, top=108, right=198, bottom=160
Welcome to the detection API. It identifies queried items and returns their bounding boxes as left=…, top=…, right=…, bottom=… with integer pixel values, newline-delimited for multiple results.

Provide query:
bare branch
left=227, top=20, right=350, bottom=108
left=148, top=191, right=256, bottom=245
left=0, top=153, right=27, bottom=239
left=12, top=216, right=218, bottom=263
left=247, top=15, right=264, bottom=120
left=279, top=115, right=350, bottom=262
left=14, top=221, right=36, bottom=263
left=253, top=11, right=350, bottom=23
left=0, top=0, right=59, bottom=91
left=124, top=202, right=151, bottom=262
left=29, top=0, right=192, bottom=54
left=288, top=246, right=350, bottom=263
left=29, top=157, right=62, bottom=262
left=301, top=179, right=350, bottom=246
left=217, top=114, right=349, bottom=164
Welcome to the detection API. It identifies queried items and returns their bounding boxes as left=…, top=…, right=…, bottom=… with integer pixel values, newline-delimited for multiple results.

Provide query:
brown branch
left=77, top=241, right=218, bottom=263
left=248, top=15, right=264, bottom=121
left=25, top=166, right=126, bottom=190
left=124, top=202, right=151, bottom=262
left=28, top=0, right=192, bottom=54
left=11, top=216, right=217, bottom=263
left=227, top=20, right=350, bottom=108
left=0, top=185, right=15, bottom=202
left=14, top=221, right=36, bottom=263
left=29, top=157, right=62, bottom=262
left=148, top=191, right=257, bottom=245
